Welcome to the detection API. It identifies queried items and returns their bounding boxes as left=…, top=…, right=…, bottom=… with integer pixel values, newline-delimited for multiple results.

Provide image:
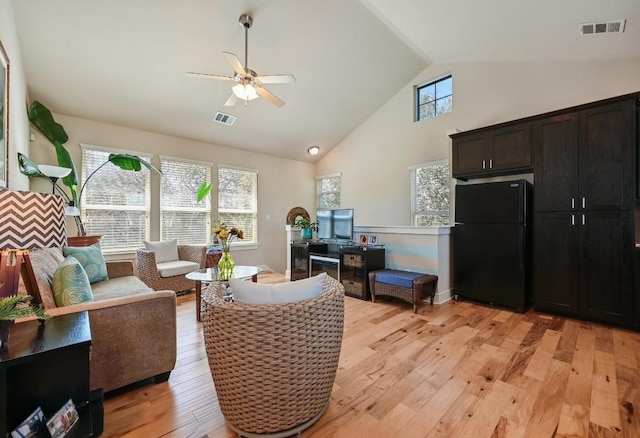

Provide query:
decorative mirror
left=0, top=39, right=8, bottom=188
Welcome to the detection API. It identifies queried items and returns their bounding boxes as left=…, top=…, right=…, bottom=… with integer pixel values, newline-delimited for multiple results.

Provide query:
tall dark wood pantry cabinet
left=533, top=97, right=636, bottom=326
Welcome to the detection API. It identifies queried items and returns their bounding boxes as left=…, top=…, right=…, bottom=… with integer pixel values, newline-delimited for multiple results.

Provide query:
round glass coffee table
left=186, top=266, right=262, bottom=321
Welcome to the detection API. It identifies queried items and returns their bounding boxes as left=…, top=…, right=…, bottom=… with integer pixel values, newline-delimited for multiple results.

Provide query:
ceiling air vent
left=579, top=19, right=625, bottom=35
left=213, top=112, right=237, bottom=126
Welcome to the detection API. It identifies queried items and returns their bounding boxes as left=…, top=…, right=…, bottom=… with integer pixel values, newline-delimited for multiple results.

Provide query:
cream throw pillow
left=231, top=273, right=327, bottom=305
left=144, top=239, right=179, bottom=263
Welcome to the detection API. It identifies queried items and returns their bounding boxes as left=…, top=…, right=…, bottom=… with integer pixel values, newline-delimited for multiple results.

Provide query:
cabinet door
left=290, top=245, right=309, bottom=280
left=452, top=133, right=488, bottom=178
left=579, top=100, right=635, bottom=211
left=534, top=212, right=580, bottom=314
left=579, top=211, right=634, bottom=324
left=533, top=113, right=580, bottom=212
left=491, top=123, right=532, bottom=172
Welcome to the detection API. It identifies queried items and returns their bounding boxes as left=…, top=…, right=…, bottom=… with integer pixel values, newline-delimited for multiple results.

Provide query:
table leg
left=251, top=274, right=258, bottom=283
left=196, top=280, right=202, bottom=322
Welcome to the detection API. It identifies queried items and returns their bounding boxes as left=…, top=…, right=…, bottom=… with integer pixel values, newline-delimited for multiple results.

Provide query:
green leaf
left=28, top=100, right=69, bottom=145
left=109, top=154, right=162, bottom=175
left=17, top=153, right=46, bottom=177
left=197, top=182, right=213, bottom=202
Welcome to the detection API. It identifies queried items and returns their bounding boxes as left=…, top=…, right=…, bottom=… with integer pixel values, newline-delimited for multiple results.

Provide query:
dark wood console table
left=0, top=312, right=93, bottom=437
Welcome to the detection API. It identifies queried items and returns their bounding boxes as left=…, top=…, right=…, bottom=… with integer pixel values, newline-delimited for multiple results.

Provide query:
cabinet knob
left=482, top=160, right=486, bottom=170
left=571, top=214, right=575, bottom=226
left=582, top=197, right=586, bottom=209
left=571, top=198, right=575, bottom=209
left=489, top=159, right=493, bottom=169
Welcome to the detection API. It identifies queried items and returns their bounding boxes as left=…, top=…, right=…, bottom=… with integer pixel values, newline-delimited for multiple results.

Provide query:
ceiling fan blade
left=256, top=86, right=285, bottom=108
left=186, top=72, right=235, bottom=81
left=223, top=51, right=246, bottom=75
left=257, top=74, right=296, bottom=84
left=224, top=93, right=238, bottom=107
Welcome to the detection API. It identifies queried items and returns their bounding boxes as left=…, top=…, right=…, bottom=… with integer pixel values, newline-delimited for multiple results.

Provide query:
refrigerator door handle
left=519, top=226, right=525, bottom=268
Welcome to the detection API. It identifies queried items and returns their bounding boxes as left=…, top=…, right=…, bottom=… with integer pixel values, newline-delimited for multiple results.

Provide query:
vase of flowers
left=212, top=222, right=244, bottom=279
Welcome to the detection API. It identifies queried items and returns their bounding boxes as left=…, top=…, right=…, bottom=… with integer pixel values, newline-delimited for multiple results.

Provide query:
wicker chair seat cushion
left=156, top=260, right=199, bottom=278
left=143, top=239, right=179, bottom=263
left=375, top=269, right=427, bottom=288
left=203, top=275, right=344, bottom=436
left=229, top=272, right=326, bottom=305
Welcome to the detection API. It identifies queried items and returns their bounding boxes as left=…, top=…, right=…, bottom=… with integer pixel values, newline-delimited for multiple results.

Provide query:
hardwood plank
left=590, top=350, right=622, bottom=431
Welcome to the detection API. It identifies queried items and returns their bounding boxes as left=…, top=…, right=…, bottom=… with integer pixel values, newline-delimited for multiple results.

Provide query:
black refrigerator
left=453, top=179, right=532, bottom=312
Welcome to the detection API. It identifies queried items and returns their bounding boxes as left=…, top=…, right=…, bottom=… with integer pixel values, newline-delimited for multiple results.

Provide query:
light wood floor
left=103, top=272, right=640, bottom=437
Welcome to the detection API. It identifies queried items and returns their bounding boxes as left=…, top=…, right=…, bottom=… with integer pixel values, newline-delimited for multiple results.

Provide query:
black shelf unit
left=340, top=247, right=385, bottom=300
left=0, top=312, right=93, bottom=438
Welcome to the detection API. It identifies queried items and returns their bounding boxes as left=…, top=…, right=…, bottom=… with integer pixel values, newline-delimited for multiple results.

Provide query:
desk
left=0, top=312, right=92, bottom=437
left=186, top=266, right=262, bottom=321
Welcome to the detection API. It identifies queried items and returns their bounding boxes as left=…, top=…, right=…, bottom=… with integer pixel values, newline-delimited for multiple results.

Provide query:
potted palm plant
left=0, top=285, right=50, bottom=349
left=18, top=100, right=161, bottom=239
left=293, top=218, right=318, bottom=240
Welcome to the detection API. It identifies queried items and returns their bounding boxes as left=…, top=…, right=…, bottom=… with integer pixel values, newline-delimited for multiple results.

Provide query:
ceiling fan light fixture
left=232, top=83, right=258, bottom=101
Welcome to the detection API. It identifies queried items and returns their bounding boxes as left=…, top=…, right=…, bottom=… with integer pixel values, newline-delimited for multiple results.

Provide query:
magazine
left=11, top=406, right=46, bottom=438
left=45, top=400, right=79, bottom=438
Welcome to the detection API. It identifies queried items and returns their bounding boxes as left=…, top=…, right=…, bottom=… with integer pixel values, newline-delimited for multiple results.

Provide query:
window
left=81, top=145, right=153, bottom=253
left=218, top=166, right=258, bottom=245
left=416, top=75, right=452, bottom=121
left=411, top=160, right=450, bottom=226
left=317, top=173, right=341, bottom=208
left=160, top=157, right=211, bottom=244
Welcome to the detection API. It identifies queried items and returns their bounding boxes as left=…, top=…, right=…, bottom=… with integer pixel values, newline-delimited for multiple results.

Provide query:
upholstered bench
left=368, top=269, right=438, bottom=313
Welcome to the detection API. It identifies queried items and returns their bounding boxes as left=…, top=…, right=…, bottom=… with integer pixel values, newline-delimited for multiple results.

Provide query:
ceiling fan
left=187, top=14, right=296, bottom=108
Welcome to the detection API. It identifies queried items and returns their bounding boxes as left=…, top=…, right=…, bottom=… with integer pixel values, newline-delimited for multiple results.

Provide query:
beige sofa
left=20, top=247, right=177, bottom=393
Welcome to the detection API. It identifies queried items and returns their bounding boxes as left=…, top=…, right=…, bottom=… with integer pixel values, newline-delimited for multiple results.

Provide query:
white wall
left=27, top=114, right=316, bottom=273
left=0, top=0, right=30, bottom=190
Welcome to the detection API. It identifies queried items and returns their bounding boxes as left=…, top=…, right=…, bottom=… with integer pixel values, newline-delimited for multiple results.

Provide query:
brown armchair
left=136, top=244, right=207, bottom=293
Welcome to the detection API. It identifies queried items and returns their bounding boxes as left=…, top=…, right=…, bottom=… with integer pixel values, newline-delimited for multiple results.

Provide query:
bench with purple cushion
left=368, top=269, right=438, bottom=313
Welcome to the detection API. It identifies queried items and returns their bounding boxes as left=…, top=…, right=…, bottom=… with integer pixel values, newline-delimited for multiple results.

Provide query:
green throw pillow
left=63, top=243, right=108, bottom=283
left=52, top=256, right=94, bottom=307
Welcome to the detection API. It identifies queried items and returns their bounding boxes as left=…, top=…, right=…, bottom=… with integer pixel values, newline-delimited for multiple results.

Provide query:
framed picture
left=368, top=235, right=378, bottom=245
left=359, top=234, right=368, bottom=247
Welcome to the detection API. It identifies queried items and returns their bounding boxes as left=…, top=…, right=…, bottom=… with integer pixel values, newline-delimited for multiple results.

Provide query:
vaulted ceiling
left=12, top=0, right=640, bottom=162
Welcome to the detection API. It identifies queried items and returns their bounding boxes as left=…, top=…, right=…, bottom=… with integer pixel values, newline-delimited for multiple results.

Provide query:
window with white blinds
left=160, top=157, right=212, bottom=244
left=317, top=173, right=341, bottom=208
left=81, top=145, right=152, bottom=253
left=218, top=166, right=257, bottom=245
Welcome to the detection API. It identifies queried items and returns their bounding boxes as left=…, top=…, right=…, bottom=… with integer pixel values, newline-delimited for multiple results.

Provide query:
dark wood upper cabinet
left=452, top=122, right=532, bottom=180
left=534, top=99, right=635, bottom=212
left=578, top=100, right=635, bottom=211
left=533, top=113, right=580, bottom=211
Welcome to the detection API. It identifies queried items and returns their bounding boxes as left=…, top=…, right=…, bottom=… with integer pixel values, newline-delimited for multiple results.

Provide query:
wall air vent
left=579, top=19, right=625, bottom=35
left=213, top=112, right=237, bottom=126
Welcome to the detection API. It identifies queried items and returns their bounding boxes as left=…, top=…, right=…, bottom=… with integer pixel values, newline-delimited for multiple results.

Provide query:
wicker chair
left=135, top=245, right=206, bottom=293
left=203, top=275, right=345, bottom=438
